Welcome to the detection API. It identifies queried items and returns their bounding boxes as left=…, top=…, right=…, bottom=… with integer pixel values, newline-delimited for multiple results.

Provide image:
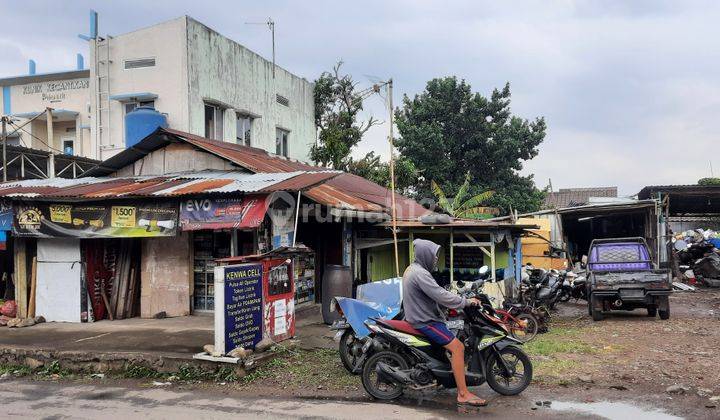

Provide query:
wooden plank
left=28, top=257, right=37, bottom=318
left=14, top=238, right=27, bottom=318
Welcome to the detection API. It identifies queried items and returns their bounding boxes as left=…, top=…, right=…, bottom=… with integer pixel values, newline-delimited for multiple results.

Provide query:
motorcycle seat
left=375, top=319, right=425, bottom=337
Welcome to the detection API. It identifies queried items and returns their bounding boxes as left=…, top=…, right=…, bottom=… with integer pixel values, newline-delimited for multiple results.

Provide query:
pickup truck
left=587, top=238, right=672, bottom=321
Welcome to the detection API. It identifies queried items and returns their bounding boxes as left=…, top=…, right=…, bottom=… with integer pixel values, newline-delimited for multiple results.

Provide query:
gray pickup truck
left=587, top=238, right=672, bottom=321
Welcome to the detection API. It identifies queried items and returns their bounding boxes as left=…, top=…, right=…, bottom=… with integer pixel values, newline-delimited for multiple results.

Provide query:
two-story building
left=0, top=13, right=315, bottom=164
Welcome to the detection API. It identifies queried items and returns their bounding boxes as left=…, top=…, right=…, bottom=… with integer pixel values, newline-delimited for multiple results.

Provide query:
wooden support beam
left=14, top=238, right=28, bottom=318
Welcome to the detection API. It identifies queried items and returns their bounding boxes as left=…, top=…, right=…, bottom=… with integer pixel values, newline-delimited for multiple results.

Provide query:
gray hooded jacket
left=403, top=239, right=467, bottom=328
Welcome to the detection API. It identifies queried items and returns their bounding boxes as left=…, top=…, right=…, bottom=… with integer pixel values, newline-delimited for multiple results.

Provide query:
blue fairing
left=335, top=277, right=402, bottom=338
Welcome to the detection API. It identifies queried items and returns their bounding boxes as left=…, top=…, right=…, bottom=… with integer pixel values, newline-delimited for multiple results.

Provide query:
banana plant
left=431, top=172, right=498, bottom=219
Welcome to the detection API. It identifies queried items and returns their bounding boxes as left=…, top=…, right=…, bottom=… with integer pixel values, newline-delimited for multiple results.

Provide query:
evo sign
left=179, top=195, right=268, bottom=231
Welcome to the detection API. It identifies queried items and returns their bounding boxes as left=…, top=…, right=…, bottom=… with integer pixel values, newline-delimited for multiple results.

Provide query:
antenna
left=246, top=18, right=275, bottom=78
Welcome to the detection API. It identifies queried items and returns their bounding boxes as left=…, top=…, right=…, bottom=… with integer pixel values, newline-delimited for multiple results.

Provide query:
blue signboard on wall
left=0, top=202, right=13, bottom=231
left=223, top=263, right=263, bottom=353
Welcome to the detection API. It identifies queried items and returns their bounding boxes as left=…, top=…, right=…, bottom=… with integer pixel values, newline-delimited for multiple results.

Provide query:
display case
left=293, top=252, right=316, bottom=305
left=193, top=231, right=230, bottom=311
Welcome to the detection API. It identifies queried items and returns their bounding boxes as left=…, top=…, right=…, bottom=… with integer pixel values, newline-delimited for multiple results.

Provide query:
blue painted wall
left=2, top=86, right=10, bottom=115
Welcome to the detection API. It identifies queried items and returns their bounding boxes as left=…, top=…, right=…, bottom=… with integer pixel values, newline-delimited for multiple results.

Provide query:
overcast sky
left=1, top=1, right=717, bottom=195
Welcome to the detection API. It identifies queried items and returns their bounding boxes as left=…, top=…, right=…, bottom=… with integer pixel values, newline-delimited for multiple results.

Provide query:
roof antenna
left=245, top=18, right=275, bottom=78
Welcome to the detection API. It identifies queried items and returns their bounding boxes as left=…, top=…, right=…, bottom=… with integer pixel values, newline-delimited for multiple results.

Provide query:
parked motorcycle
left=557, top=271, right=587, bottom=302
left=330, top=278, right=402, bottom=374
left=359, top=278, right=533, bottom=400
left=520, top=266, right=563, bottom=309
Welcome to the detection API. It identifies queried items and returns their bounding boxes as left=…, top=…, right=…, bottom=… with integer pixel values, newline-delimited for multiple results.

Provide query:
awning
left=179, top=195, right=269, bottom=231
left=109, top=92, right=158, bottom=102
left=11, top=109, right=79, bottom=122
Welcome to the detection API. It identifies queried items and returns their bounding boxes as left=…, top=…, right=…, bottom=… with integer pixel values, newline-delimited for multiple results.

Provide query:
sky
left=0, top=0, right=718, bottom=196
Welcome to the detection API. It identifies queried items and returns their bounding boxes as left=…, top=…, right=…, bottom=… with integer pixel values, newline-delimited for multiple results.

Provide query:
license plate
left=620, top=289, right=644, bottom=298
left=446, top=319, right=464, bottom=329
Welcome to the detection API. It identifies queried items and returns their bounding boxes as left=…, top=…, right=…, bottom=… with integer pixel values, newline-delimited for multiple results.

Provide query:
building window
left=204, top=103, right=224, bottom=140
left=276, top=128, right=289, bottom=157
left=124, top=100, right=155, bottom=115
left=62, top=139, right=74, bottom=155
left=236, top=114, right=253, bottom=146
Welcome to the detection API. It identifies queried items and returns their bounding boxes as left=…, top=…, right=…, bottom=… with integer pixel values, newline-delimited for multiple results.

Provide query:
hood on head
left=413, top=238, right=441, bottom=272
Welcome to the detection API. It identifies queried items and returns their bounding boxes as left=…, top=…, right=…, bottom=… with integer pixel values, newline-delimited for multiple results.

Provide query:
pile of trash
left=673, top=229, right=720, bottom=287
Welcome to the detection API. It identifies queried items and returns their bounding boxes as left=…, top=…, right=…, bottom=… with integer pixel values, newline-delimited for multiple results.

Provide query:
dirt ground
left=4, top=288, right=720, bottom=418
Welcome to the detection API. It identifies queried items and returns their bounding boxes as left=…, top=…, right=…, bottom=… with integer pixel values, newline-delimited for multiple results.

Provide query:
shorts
left=417, top=321, right=455, bottom=346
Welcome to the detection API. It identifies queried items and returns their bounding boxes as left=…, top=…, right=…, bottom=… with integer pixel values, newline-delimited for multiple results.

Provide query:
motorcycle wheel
left=338, top=330, right=360, bottom=374
left=509, top=314, right=538, bottom=343
left=486, top=346, right=533, bottom=396
left=559, top=290, right=571, bottom=303
left=361, top=351, right=408, bottom=400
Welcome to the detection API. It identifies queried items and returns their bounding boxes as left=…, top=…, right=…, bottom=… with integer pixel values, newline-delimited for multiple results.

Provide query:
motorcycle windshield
left=337, top=277, right=402, bottom=338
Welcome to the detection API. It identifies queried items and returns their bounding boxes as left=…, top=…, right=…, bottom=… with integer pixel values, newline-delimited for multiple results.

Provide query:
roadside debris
left=666, top=384, right=690, bottom=394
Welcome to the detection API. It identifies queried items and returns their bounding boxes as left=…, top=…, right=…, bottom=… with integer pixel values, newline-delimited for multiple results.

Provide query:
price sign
left=111, top=206, right=136, bottom=228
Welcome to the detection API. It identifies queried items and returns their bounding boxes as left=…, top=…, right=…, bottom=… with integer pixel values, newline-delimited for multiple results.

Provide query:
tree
left=347, top=152, right=417, bottom=195
left=312, top=62, right=377, bottom=170
left=395, top=77, right=546, bottom=214
left=698, top=177, right=720, bottom=186
left=431, top=172, right=498, bottom=219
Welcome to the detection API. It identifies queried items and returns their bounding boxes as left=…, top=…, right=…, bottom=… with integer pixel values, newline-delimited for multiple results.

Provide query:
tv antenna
left=245, top=18, right=275, bottom=78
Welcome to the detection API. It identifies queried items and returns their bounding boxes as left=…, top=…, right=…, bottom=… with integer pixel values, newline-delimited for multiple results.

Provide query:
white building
left=0, top=14, right=316, bottom=164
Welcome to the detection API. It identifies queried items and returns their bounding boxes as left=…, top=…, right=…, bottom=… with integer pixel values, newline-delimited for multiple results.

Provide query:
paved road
left=0, top=379, right=463, bottom=419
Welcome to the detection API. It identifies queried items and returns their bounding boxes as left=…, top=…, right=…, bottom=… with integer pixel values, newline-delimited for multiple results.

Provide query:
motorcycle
left=358, top=278, right=533, bottom=401
left=557, top=271, right=588, bottom=302
left=330, top=278, right=403, bottom=374
left=520, top=266, right=563, bottom=309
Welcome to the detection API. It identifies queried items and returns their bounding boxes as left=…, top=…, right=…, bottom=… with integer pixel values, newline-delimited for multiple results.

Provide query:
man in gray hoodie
left=403, top=238, right=486, bottom=407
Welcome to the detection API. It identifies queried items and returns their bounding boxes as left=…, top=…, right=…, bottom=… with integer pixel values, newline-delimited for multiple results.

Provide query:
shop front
left=11, top=199, right=179, bottom=322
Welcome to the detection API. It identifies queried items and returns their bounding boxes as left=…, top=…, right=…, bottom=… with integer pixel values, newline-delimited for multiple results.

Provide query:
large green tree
left=395, top=77, right=546, bottom=214
left=311, top=62, right=377, bottom=170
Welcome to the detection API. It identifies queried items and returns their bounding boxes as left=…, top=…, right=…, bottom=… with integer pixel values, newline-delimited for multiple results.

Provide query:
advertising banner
left=13, top=201, right=178, bottom=238
left=215, top=263, right=264, bottom=353
left=179, top=195, right=268, bottom=231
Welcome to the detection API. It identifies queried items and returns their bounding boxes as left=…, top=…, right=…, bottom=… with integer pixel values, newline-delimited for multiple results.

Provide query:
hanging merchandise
left=13, top=200, right=178, bottom=238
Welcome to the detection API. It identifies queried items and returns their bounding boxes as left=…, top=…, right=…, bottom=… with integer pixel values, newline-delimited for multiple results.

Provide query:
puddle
left=550, top=401, right=682, bottom=420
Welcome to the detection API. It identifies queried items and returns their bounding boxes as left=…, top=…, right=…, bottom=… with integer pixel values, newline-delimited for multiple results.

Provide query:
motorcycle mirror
left=456, top=280, right=466, bottom=289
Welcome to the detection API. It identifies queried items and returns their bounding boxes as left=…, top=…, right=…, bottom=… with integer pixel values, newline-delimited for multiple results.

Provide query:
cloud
left=1, top=0, right=717, bottom=195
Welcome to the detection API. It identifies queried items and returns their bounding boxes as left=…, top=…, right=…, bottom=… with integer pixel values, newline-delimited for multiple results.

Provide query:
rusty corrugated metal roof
left=0, top=170, right=340, bottom=200
left=80, top=128, right=431, bottom=217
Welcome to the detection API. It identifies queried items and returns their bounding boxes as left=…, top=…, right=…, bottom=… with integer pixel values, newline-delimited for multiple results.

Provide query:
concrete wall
left=186, top=18, right=315, bottom=161
left=140, top=233, right=192, bottom=318
left=1, top=75, right=90, bottom=156
left=92, top=17, right=189, bottom=160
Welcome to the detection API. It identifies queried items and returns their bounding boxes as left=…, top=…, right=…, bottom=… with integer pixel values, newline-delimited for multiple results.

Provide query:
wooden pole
left=387, top=79, right=400, bottom=277
left=28, top=257, right=37, bottom=318
left=13, top=238, right=27, bottom=318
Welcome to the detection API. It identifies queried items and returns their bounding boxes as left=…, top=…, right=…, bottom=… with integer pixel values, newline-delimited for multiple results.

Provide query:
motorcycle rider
left=403, top=238, right=487, bottom=408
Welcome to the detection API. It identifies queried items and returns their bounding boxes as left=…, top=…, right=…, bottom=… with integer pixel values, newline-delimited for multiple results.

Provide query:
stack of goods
left=672, top=229, right=720, bottom=287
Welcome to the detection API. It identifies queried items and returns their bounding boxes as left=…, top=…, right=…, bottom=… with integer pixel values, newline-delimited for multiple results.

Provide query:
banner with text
left=179, top=195, right=269, bottom=231
left=12, top=201, right=178, bottom=238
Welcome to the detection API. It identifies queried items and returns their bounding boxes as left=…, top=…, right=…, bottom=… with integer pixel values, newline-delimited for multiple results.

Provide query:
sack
left=0, top=300, right=16, bottom=318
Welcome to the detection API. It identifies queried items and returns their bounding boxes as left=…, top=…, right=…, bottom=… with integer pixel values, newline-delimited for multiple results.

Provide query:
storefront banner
left=179, top=195, right=268, bottom=231
left=0, top=202, right=12, bottom=231
left=215, top=263, right=264, bottom=353
left=12, top=201, right=178, bottom=238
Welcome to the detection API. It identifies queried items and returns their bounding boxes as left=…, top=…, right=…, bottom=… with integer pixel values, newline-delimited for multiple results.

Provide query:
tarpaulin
left=179, top=195, right=269, bottom=231
left=13, top=200, right=178, bottom=238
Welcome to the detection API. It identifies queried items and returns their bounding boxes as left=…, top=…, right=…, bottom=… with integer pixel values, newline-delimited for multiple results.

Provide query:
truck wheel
left=591, top=295, right=603, bottom=321
left=646, top=307, right=657, bottom=317
left=658, top=296, right=670, bottom=320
